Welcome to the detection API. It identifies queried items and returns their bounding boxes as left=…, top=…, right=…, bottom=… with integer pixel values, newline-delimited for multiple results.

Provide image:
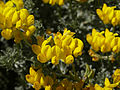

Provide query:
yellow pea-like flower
left=27, top=15, right=34, bottom=26
left=20, top=9, right=29, bottom=22
left=51, top=56, right=59, bottom=65
left=69, top=38, right=76, bottom=51
left=63, top=28, right=75, bottom=37
left=73, top=46, right=82, bottom=57
left=96, top=3, right=116, bottom=25
left=112, top=17, right=118, bottom=26
left=54, top=35, right=62, bottom=48
left=62, top=35, right=72, bottom=48
left=26, top=75, right=35, bottom=84
left=76, top=38, right=84, bottom=48
left=37, top=45, right=52, bottom=63
left=37, top=54, right=48, bottom=63
left=12, top=11, right=19, bottom=25
left=32, top=45, right=41, bottom=55
left=65, top=55, right=74, bottom=64
left=86, top=34, right=92, bottom=45
left=26, top=67, right=37, bottom=84
left=112, top=45, right=119, bottom=53
left=111, top=38, right=118, bottom=49
left=33, top=81, right=41, bottom=90
left=52, top=45, right=61, bottom=58
left=1, top=29, right=12, bottom=40
left=104, top=78, right=119, bottom=88
left=26, top=25, right=36, bottom=36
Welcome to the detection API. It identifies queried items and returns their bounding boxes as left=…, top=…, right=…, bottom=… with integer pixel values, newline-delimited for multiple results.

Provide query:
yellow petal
left=20, top=9, right=29, bottom=22
left=73, top=46, right=82, bottom=57
left=32, top=44, right=41, bottom=55
left=33, top=81, right=41, bottom=90
left=96, top=9, right=103, bottom=20
left=37, top=54, right=48, bottom=63
left=16, top=20, right=22, bottom=28
left=1, top=29, right=12, bottom=40
left=65, top=55, right=74, bottom=64
left=40, top=77, right=44, bottom=86
left=51, top=56, right=59, bottom=65
left=12, top=11, right=19, bottom=25
left=26, top=75, right=35, bottom=84
left=30, top=67, right=36, bottom=75
left=27, top=15, right=34, bottom=26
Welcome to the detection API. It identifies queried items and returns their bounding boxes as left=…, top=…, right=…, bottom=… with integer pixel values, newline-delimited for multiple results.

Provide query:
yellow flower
left=104, top=78, right=119, bottom=89
left=1, top=29, right=12, bottom=40
left=27, top=15, right=34, bottom=26
left=112, top=69, right=120, bottom=84
left=65, top=55, right=74, bottom=64
left=37, top=45, right=52, bottom=63
left=26, top=67, right=37, bottom=84
left=112, top=10, right=120, bottom=26
left=33, top=81, right=41, bottom=90
left=26, top=67, right=44, bottom=90
left=19, top=9, right=29, bottom=22
left=96, top=3, right=116, bottom=24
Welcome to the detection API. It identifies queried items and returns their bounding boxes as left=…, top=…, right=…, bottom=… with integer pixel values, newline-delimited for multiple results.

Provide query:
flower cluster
left=42, top=0, right=64, bottom=6
left=32, top=28, right=84, bottom=65
left=26, top=67, right=120, bottom=90
left=95, top=69, right=120, bottom=90
left=26, top=67, right=84, bottom=90
left=26, top=67, right=53, bottom=90
left=86, top=28, right=120, bottom=53
left=96, top=3, right=120, bottom=26
left=0, top=0, right=36, bottom=43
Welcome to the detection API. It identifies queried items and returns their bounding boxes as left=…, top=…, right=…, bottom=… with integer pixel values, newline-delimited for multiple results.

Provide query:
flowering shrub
left=1, top=0, right=120, bottom=90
